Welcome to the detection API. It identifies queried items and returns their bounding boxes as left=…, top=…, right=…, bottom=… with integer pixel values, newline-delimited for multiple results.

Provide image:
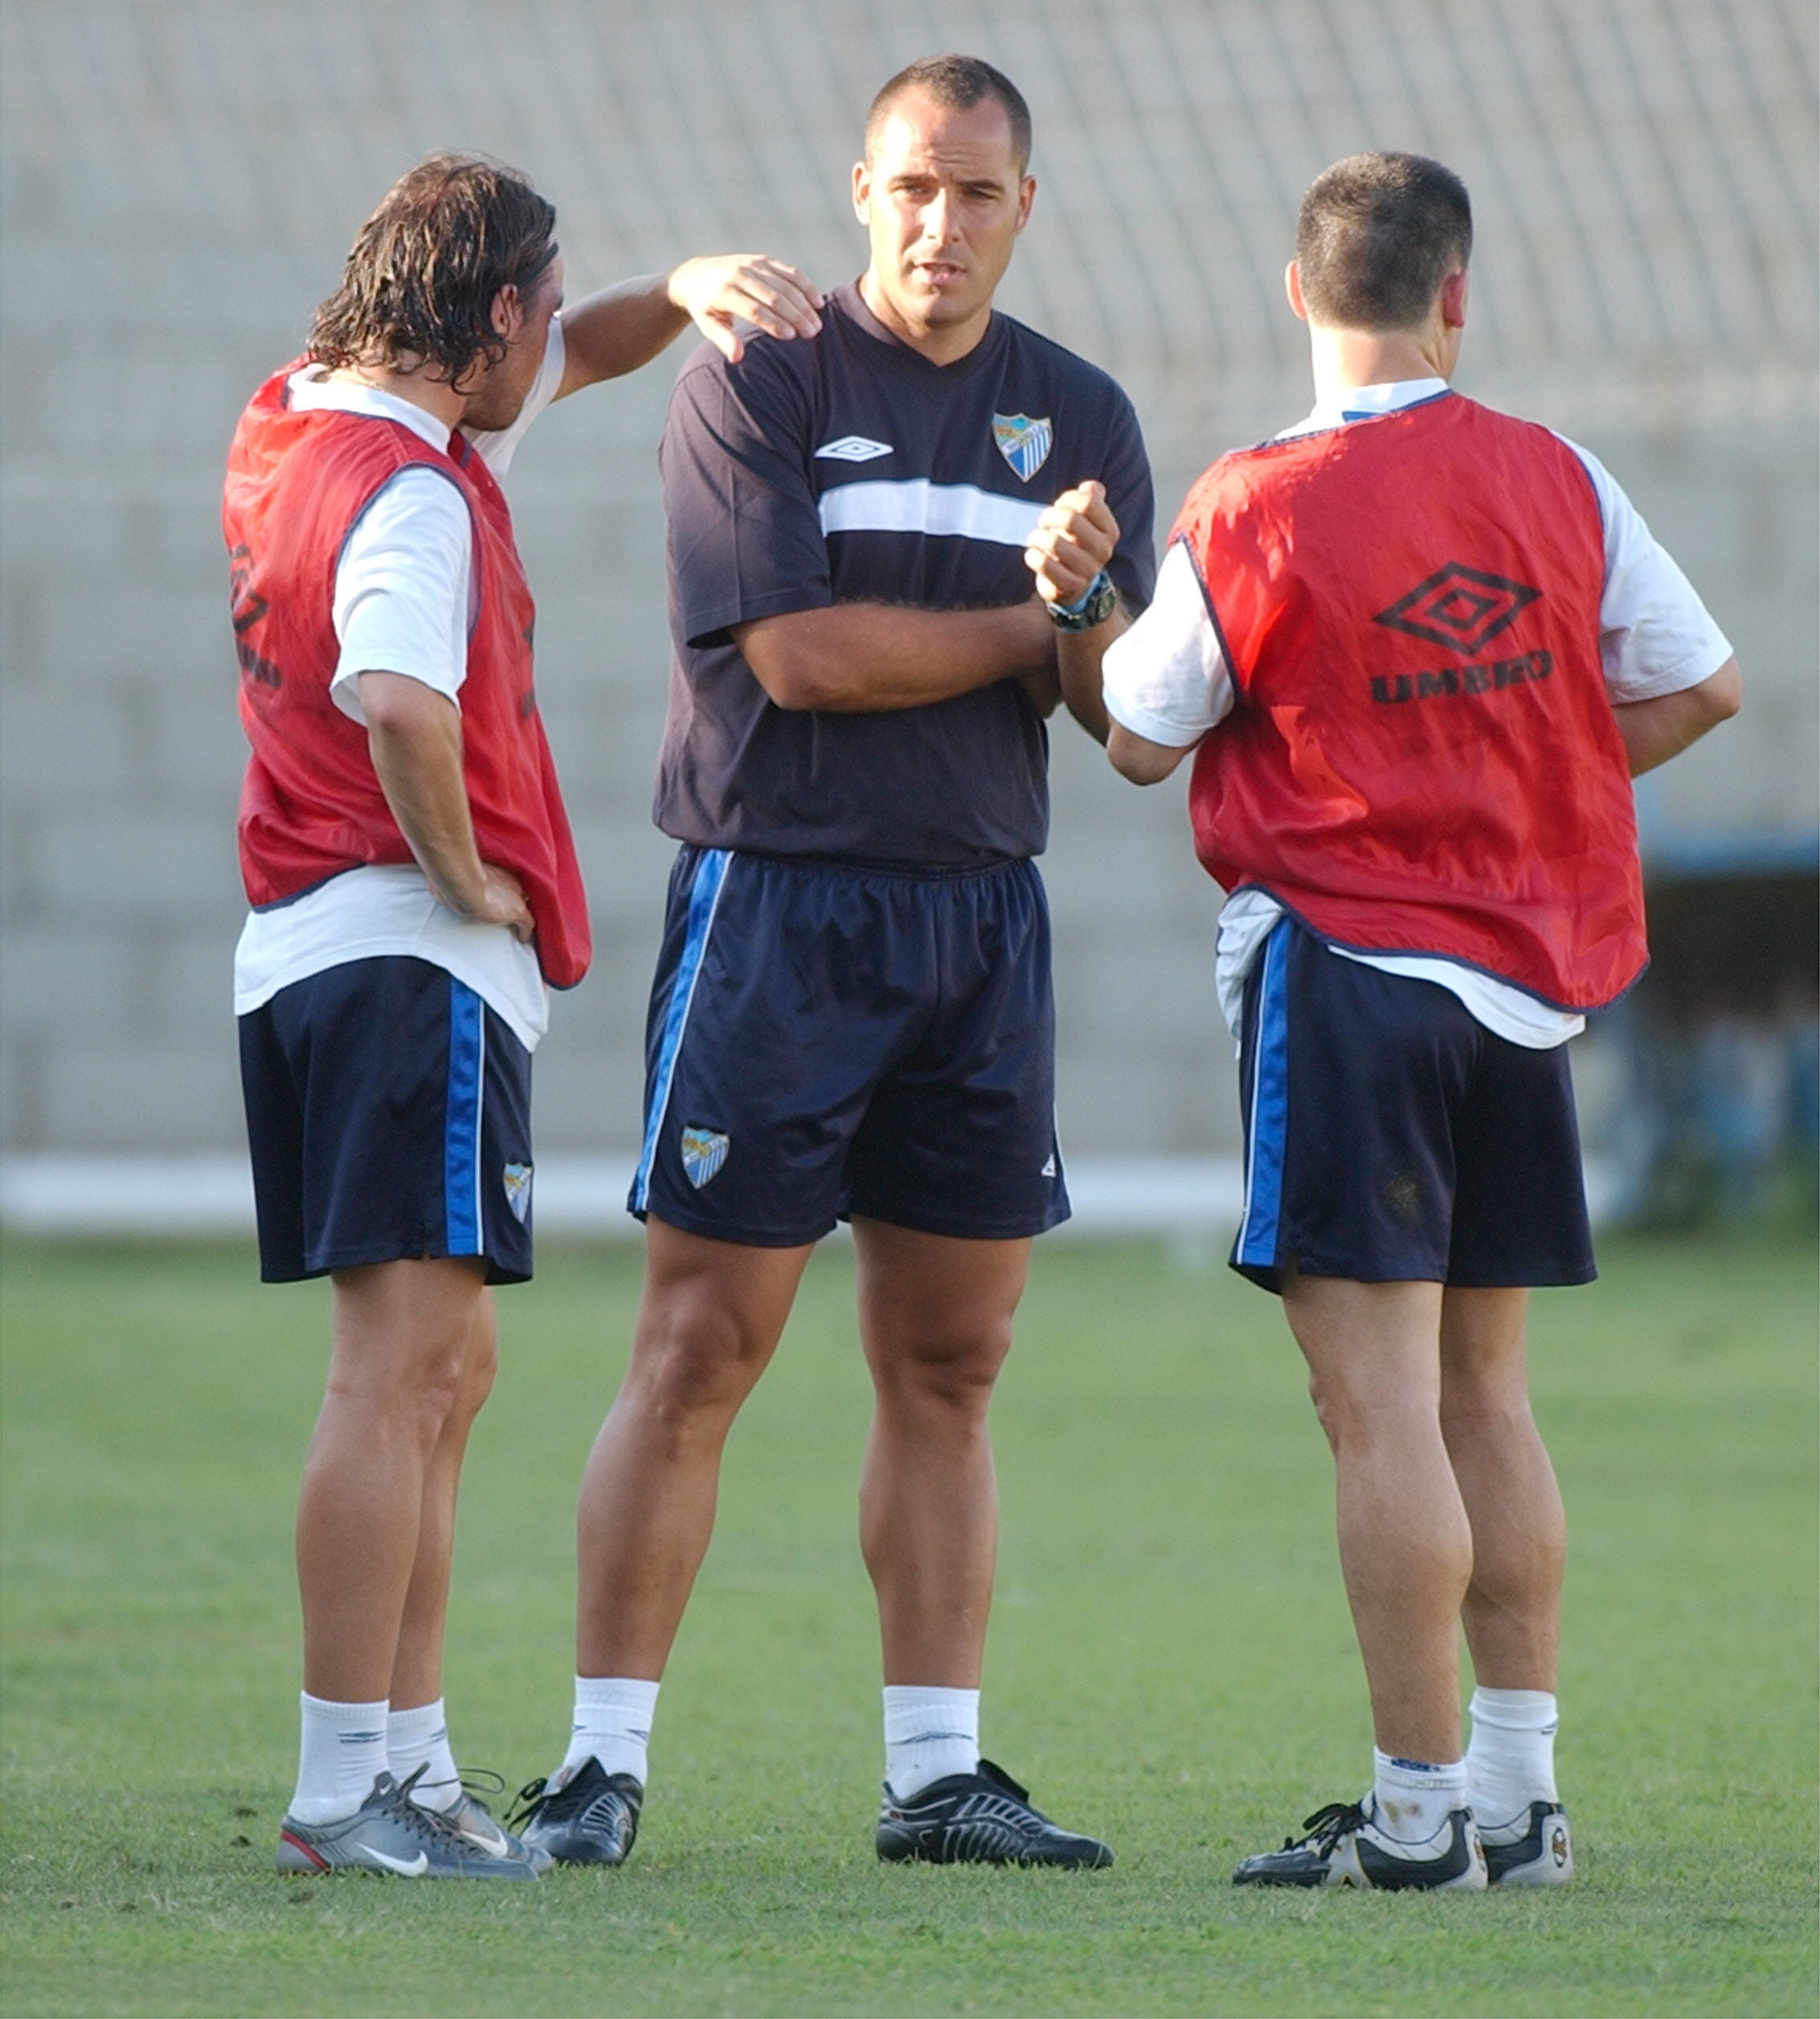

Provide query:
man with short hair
left=225, top=152, right=821, bottom=1878
left=513, top=57, right=1153, bottom=1870
left=1078, top=150, right=1739, bottom=1890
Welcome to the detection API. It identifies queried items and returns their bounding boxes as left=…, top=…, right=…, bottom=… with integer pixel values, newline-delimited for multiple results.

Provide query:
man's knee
left=324, top=1341, right=468, bottom=1451
left=327, top=1261, right=492, bottom=1444
left=870, top=1313, right=1014, bottom=1415
left=448, top=1316, right=499, bottom=1427
left=628, top=1290, right=778, bottom=1433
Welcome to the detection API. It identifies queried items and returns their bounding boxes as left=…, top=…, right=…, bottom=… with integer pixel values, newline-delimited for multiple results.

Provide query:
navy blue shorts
left=239, top=956, right=535, bottom=1285
left=628, top=847, right=1070, bottom=1247
left=1230, top=919, right=1596, bottom=1293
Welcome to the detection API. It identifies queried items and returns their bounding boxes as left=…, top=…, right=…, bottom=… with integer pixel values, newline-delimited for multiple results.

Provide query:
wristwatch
left=1047, top=570, right=1118, bottom=633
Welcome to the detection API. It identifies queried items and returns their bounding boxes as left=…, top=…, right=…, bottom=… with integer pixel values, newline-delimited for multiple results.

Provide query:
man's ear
left=1013, top=173, right=1036, bottom=235
left=490, top=283, right=524, bottom=341
left=1440, top=267, right=1469, bottom=330
left=852, top=161, right=871, bottom=225
left=1286, top=260, right=1309, bottom=323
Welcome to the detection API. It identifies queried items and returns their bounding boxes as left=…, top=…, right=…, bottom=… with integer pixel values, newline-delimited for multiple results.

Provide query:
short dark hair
left=309, top=153, right=558, bottom=386
left=1295, top=152, right=1472, bottom=330
left=865, top=54, right=1033, bottom=173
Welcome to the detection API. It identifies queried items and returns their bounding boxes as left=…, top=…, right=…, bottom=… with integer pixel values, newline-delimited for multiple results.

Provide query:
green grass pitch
left=2, top=1234, right=1815, bottom=2017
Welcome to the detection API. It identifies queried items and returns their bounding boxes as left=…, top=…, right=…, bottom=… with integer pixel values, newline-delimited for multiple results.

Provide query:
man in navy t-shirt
left=516, top=55, right=1154, bottom=1871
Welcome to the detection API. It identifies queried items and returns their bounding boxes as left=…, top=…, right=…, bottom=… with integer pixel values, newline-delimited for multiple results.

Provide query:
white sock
left=290, top=1693, right=390, bottom=1825
left=1466, top=1687, right=1559, bottom=1828
left=562, top=1677, right=659, bottom=1786
left=884, top=1685, right=980, bottom=1800
left=1372, top=1747, right=1469, bottom=1845
left=387, top=1698, right=463, bottom=1814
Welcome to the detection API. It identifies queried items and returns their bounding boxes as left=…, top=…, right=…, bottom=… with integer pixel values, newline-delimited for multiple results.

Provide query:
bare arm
left=1613, top=657, right=1741, bottom=776
left=558, top=256, right=824, bottom=395
left=357, top=671, right=534, bottom=938
left=734, top=600, right=1057, bottom=714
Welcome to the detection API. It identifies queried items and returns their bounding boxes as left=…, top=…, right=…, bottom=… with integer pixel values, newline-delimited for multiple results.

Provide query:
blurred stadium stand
left=2, top=0, right=1814, bottom=1233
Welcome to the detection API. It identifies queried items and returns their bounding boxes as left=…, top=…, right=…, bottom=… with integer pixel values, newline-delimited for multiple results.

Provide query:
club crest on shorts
left=501, top=1161, right=533, bottom=1223
left=680, top=1126, right=729, bottom=1189
left=992, top=413, right=1053, bottom=482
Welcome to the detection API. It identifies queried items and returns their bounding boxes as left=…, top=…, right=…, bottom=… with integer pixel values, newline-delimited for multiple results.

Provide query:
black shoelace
left=1285, top=1800, right=1368, bottom=1853
left=505, top=1775, right=559, bottom=1833
left=382, top=1766, right=478, bottom=1846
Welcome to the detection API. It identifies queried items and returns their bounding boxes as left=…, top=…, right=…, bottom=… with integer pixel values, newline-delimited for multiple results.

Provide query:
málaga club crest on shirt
left=992, top=413, right=1053, bottom=482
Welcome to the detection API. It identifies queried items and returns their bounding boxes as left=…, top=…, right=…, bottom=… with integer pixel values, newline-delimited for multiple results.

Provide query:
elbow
left=777, top=670, right=842, bottom=711
left=1106, top=723, right=1186, bottom=785
left=356, top=670, right=456, bottom=742
left=734, top=621, right=839, bottom=712
left=745, top=645, right=848, bottom=712
left=752, top=662, right=834, bottom=711
left=1703, top=659, right=1743, bottom=725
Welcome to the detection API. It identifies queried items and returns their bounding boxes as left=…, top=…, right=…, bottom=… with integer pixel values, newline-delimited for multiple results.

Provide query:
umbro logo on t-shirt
left=816, top=436, right=894, bottom=462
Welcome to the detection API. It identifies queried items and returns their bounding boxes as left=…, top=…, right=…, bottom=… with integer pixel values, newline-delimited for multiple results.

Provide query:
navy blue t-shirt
left=653, top=280, right=1155, bottom=867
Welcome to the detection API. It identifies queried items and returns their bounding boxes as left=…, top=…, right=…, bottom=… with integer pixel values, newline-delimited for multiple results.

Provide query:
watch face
left=1052, top=573, right=1116, bottom=630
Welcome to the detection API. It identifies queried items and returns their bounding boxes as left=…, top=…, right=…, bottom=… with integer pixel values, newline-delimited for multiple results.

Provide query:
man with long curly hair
left=223, top=153, right=820, bottom=1879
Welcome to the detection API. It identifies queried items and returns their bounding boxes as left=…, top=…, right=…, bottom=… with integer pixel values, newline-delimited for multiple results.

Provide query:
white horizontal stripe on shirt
left=818, top=479, right=1044, bottom=548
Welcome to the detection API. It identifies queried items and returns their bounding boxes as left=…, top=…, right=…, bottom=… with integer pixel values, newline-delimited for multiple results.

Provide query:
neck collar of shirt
left=835, top=277, right=1006, bottom=382
left=1303, top=377, right=1452, bottom=429
left=286, top=366, right=454, bottom=453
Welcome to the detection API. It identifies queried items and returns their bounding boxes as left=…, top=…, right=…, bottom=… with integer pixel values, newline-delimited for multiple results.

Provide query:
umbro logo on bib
left=816, top=436, right=893, bottom=462
left=1373, top=563, right=1540, bottom=656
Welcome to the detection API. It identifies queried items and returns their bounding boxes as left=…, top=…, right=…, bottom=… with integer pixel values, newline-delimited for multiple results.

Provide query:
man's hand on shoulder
left=667, top=255, right=824, bottom=365
left=557, top=257, right=822, bottom=395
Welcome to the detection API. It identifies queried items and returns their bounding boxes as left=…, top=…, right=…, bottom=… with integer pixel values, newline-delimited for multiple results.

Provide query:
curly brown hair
left=309, top=154, right=558, bottom=386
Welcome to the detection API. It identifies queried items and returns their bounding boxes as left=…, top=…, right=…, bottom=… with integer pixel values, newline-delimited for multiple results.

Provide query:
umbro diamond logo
left=816, top=436, right=893, bottom=461
left=1372, top=563, right=1541, bottom=656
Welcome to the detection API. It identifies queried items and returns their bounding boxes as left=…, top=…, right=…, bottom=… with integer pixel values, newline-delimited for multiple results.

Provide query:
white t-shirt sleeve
left=463, top=316, right=566, bottom=479
left=1100, top=539, right=1235, bottom=747
left=329, top=468, right=473, bottom=723
left=1561, top=436, right=1733, bottom=703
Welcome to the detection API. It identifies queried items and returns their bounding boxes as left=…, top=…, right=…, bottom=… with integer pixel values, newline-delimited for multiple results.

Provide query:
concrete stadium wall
left=2, top=0, right=1814, bottom=1161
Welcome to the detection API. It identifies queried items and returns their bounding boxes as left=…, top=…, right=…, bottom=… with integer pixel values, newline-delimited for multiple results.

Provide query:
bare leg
left=1281, top=1269, right=1470, bottom=1763
left=853, top=1221, right=1029, bottom=1686
left=297, top=1257, right=490, bottom=1704
left=1439, top=1286, right=1564, bottom=1692
left=575, top=1218, right=812, bottom=1678
left=390, top=1288, right=499, bottom=1710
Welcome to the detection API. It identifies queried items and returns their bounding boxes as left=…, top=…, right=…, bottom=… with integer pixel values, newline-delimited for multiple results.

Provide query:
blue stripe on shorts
left=1236, top=923, right=1291, bottom=1270
left=444, top=978, right=485, bottom=1255
left=632, top=848, right=730, bottom=1211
